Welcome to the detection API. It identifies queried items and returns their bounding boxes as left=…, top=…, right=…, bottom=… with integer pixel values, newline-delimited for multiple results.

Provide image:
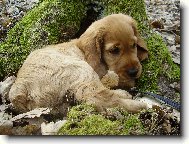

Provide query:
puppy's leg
left=74, top=74, right=146, bottom=113
left=94, top=89, right=147, bottom=113
left=112, top=89, right=133, bottom=99
left=118, top=98, right=147, bottom=113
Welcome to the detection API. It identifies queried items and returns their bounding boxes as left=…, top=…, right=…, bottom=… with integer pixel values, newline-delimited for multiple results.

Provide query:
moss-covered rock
left=58, top=104, right=144, bottom=135
left=0, top=0, right=87, bottom=80
left=103, top=0, right=148, bottom=23
left=137, top=33, right=180, bottom=92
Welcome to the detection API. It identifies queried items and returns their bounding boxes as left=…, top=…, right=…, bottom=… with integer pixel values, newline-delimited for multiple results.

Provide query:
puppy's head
left=77, top=14, right=148, bottom=88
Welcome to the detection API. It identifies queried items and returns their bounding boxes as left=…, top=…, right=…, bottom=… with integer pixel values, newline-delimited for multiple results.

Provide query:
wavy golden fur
left=9, top=14, right=148, bottom=113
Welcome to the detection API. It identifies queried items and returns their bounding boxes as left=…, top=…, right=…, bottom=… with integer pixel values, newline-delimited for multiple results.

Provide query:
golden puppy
left=77, top=14, right=148, bottom=88
left=9, top=14, right=148, bottom=113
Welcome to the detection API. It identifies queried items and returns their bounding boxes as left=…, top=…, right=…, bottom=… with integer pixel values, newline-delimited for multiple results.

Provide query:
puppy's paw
left=112, top=89, right=132, bottom=99
left=101, top=70, right=119, bottom=88
left=120, top=99, right=147, bottom=113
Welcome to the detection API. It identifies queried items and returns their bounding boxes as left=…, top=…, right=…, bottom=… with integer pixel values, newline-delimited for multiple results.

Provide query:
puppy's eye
left=133, top=43, right=137, bottom=48
left=109, top=46, right=120, bottom=55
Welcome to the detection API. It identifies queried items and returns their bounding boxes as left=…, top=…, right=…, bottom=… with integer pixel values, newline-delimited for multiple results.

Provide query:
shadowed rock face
left=74, top=2, right=104, bottom=38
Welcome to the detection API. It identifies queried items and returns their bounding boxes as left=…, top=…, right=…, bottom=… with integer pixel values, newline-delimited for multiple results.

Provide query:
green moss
left=58, top=114, right=121, bottom=135
left=123, top=114, right=144, bottom=135
left=137, top=33, right=180, bottom=92
left=0, top=0, right=87, bottom=80
left=104, top=0, right=147, bottom=20
left=66, top=103, right=98, bottom=121
left=58, top=104, right=144, bottom=135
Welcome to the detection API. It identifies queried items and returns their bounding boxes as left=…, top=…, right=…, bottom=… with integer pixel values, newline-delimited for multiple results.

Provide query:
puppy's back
left=9, top=46, right=87, bottom=112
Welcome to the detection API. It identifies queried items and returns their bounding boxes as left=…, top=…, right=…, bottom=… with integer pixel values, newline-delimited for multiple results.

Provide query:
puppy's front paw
left=101, top=70, right=119, bottom=88
left=113, top=89, right=132, bottom=99
left=120, top=99, right=147, bottom=113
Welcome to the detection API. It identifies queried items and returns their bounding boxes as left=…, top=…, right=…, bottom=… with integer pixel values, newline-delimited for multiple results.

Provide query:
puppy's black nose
left=127, top=68, right=138, bottom=78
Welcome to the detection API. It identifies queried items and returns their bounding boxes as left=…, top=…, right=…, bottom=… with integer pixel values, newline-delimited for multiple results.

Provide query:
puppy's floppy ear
left=131, top=21, right=149, bottom=61
left=137, top=36, right=148, bottom=61
left=77, top=27, right=107, bottom=78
